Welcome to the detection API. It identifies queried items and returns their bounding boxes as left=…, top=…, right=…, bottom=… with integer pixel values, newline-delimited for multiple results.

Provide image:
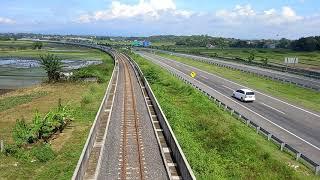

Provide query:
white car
left=233, top=89, right=255, bottom=102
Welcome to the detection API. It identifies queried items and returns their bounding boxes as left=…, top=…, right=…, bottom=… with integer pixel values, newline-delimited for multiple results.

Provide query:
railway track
left=119, top=54, right=146, bottom=179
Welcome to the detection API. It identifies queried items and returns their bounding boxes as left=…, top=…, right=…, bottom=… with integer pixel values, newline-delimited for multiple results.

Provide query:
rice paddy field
left=0, top=40, right=106, bottom=60
left=0, top=40, right=106, bottom=89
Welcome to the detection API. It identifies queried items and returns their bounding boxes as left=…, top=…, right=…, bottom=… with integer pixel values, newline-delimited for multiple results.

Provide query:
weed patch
left=0, top=91, right=47, bottom=112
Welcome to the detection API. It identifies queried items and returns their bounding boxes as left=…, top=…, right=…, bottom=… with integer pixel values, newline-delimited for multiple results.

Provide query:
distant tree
left=276, top=38, right=291, bottom=49
left=0, top=37, right=10, bottom=41
left=39, top=54, right=63, bottom=82
left=33, top=42, right=43, bottom=50
left=291, top=37, right=318, bottom=51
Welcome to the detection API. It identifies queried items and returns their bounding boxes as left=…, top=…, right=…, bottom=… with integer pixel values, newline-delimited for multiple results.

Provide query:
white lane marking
left=222, top=85, right=234, bottom=91
left=260, top=102, right=286, bottom=115
left=141, top=53, right=320, bottom=152
left=199, top=75, right=209, bottom=80
left=151, top=53, right=320, bottom=118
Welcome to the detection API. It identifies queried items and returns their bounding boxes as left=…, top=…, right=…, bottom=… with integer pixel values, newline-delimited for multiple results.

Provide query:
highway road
left=150, top=49, right=320, bottom=91
left=138, top=51, right=320, bottom=165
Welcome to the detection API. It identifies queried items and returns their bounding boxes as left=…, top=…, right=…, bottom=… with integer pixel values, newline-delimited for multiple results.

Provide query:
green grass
left=0, top=91, right=47, bottom=112
left=131, top=53, right=317, bottom=179
left=0, top=51, right=114, bottom=179
left=157, top=52, right=320, bottom=112
left=169, top=47, right=320, bottom=70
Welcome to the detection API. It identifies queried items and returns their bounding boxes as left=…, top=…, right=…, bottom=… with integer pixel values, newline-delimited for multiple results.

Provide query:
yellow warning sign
left=190, top=72, right=197, bottom=78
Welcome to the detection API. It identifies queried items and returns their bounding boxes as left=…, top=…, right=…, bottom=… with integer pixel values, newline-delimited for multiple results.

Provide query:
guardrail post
left=218, top=102, right=221, bottom=107
left=256, top=127, right=260, bottom=134
left=280, top=143, right=285, bottom=151
left=230, top=109, right=234, bottom=115
left=246, top=119, right=250, bottom=126
left=224, top=105, right=227, bottom=111
left=296, top=152, right=301, bottom=161
left=267, top=134, right=272, bottom=141
left=316, top=166, right=320, bottom=175
left=0, top=140, right=4, bottom=153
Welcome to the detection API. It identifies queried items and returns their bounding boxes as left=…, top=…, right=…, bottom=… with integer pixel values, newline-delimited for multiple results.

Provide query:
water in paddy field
left=0, top=59, right=102, bottom=89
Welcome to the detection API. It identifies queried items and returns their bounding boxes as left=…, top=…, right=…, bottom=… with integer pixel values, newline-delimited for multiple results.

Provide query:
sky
left=0, top=0, right=320, bottom=39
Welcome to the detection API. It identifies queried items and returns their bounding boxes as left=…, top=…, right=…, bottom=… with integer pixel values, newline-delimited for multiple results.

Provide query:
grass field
left=0, top=50, right=114, bottom=179
left=131, top=53, right=316, bottom=179
left=168, top=47, right=320, bottom=71
left=0, top=40, right=106, bottom=60
left=157, top=52, right=320, bottom=112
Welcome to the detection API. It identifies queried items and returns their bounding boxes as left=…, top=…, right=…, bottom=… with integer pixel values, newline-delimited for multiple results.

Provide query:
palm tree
left=39, top=54, right=63, bottom=82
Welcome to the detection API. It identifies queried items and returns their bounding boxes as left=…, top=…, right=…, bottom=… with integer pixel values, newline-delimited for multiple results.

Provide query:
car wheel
left=241, top=97, right=244, bottom=102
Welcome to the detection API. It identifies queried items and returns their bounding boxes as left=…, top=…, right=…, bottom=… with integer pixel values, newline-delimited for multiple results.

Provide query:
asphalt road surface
left=138, top=51, right=320, bottom=165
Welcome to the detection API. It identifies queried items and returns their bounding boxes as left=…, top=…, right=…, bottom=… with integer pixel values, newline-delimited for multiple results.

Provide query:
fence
left=156, top=62, right=320, bottom=175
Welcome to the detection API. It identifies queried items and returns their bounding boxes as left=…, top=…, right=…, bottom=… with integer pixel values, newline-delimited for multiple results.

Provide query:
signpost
left=284, top=57, right=299, bottom=72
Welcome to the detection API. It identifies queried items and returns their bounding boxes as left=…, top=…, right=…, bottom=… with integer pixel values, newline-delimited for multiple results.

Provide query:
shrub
left=81, top=94, right=93, bottom=105
left=4, top=144, right=33, bottom=161
left=32, top=144, right=55, bottom=162
left=12, top=118, right=34, bottom=145
left=12, top=102, right=72, bottom=145
left=4, top=144, right=19, bottom=155
left=261, top=57, right=269, bottom=65
left=247, top=51, right=255, bottom=63
left=32, top=42, right=43, bottom=50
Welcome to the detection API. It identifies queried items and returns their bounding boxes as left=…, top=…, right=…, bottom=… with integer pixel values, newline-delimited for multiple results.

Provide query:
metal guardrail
left=71, top=49, right=117, bottom=180
left=155, top=62, right=320, bottom=175
left=126, top=54, right=196, bottom=180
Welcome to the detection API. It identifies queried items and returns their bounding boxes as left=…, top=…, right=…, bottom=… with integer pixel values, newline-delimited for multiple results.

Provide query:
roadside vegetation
left=0, top=48, right=114, bottom=179
left=130, top=53, right=316, bottom=179
left=157, top=52, right=320, bottom=112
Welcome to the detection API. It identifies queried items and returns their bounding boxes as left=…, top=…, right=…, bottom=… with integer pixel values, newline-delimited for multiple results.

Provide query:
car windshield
left=246, top=92, right=254, bottom=95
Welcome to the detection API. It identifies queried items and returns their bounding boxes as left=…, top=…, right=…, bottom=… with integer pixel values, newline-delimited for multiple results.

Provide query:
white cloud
left=69, top=3, right=318, bottom=39
left=214, top=4, right=303, bottom=25
left=77, top=0, right=192, bottom=23
left=0, top=17, right=15, bottom=24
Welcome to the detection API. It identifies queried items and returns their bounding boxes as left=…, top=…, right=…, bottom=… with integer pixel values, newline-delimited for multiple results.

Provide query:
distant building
left=267, top=43, right=276, bottom=49
left=206, top=44, right=216, bottom=48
